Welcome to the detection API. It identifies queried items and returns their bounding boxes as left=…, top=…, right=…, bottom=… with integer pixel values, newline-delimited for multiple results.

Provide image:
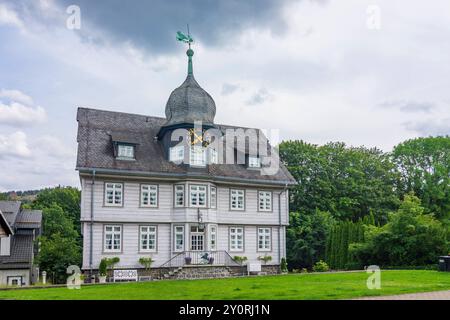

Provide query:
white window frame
left=117, top=144, right=135, bottom=159
left=248, top=156, right=261, bottom=168
left=174, top=185, right=185, bottom=208
left=209, top=225, right=217, bottom=251
left=190, top=146, right=206, bottom=167
left=230, top=189, right=245, bottom=211
left=0, top=236, right=11, bottom=256
left=258, top=191, right=272, bottom=212
left=189, top=185, right=207, bottom=208
left=140, top=225, right=157, bottom=252
left=229, top=227, right=244, bottom=252
left=174, top=225, right=185, bottom=252
left=170, top=145, right=184, bottom=162
left=140, top=184, right=158, bottom=207
left=210, top=186, right=217, bottom=209
left=104, top=225, right=122, bottom=253
left=209, top=148, right=219, bottom=164
left=258, top=227, right=271, bottom=252
left=104, top=182, right=123, bottom=207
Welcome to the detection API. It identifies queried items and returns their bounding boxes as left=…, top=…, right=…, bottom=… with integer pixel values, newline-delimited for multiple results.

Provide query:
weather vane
left=176, top=24, right=194, bottom=49
left=176, top=24, right=195, bottom=75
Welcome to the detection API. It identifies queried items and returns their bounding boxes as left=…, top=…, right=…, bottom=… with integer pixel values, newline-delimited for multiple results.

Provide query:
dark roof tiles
left=76, top=107, right=295, bottom=185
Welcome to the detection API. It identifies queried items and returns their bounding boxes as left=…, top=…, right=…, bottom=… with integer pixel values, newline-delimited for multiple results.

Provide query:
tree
left=392, top=136, right=450, bottom=220
left=350, top=194, right=448, bottom=267
left=41, top=204, right=79, bottom=240
left=36, top=233, right=82, bottom=284
left=32, top=187, right=81, bottom=229
left=280, top=140, right=399, bottom=223
left=286, top=210, right=334, bottom=269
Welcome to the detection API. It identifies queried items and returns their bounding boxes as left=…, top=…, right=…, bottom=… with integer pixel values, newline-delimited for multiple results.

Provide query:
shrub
left=258, top=255, right=272, bottom=264
left=99, top=258, right=108, bottom=276
left=280, top=257, right=288, bottom=273
left=312, top=260, right=330, bottom=272
left=139, top=257, right=154, bottom=270
left=233, top=256, right=248, bottom=265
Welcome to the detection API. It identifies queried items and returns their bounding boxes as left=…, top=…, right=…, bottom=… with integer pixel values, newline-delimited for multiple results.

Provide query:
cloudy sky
left=0, top=0, right=449, bottom=191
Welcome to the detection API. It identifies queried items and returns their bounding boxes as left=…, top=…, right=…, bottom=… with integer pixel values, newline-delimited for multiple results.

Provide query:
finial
left=176, top=26, right=194, bottom=76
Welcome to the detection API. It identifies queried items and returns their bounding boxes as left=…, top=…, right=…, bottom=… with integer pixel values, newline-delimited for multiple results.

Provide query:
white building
left=76, top=46, right=295, bottom=280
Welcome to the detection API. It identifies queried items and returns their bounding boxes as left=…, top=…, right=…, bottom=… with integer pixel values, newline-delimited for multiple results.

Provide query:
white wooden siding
left=81, top=177, right=288, bottom=269
left=82, top=222, right=170, bottom=269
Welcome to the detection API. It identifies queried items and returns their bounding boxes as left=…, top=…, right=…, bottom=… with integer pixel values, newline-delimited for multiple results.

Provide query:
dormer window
left=209, top=148, right=219, bottom=164
left=248, top=156, right=261, bottom=168
left=170, top=145, right=185, bottom=162
left=117, top=144, right=135, bottom=159
left=190, top=146, right=206, bottom=166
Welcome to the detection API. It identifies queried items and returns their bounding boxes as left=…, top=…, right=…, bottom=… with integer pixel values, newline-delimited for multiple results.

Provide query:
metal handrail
left=159, top=250, right=240, bottom=269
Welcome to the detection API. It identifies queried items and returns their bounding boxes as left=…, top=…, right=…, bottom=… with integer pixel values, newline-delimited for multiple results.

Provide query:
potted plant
left=185, top=256, right=192, bottom=265
left=208, top=256, right=214, bottom=264
left=258, top=255, right=272, bottom=265
left=280, top=257, right=288, bottom=274
left=98, top=258, right=108, bottom=283
left=233, top=256, right=248, bottom=265
left=233, top=256, right=248, bottom=276
left=139, top=257, right=154, bottom=280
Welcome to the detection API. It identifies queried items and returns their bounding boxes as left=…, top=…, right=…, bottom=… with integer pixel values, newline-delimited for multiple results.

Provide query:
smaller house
left=0, top=201, right=42, bottom=286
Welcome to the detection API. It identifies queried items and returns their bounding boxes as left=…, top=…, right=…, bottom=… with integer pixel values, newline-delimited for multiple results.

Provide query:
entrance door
left=190, top=226, right=205, bottom=251
left=7, top=276, right=22, bottom=286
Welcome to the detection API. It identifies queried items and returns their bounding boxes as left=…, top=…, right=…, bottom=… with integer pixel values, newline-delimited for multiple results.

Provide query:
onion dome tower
left=163, top=48, right=216, bottom=127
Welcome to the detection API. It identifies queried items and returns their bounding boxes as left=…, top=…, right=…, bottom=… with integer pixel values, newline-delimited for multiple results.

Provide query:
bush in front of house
left=233, top=256, right=248, bottom=265
left=139, top=257, right=154, bottom=270
left=312, top=260, right=330, bottom=272
left=280, top=257, right=288, bottom=273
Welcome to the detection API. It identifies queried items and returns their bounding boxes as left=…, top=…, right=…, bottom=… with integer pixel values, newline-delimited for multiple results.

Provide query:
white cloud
left=0, top=102, right=47, bottom=126
left=0, top=3, right=24, bottom=30
left=35, top=135, right=75, bottom=159
left=0, top=89, right=34, bottom=105
left=0, top=131, right=32, bottom=158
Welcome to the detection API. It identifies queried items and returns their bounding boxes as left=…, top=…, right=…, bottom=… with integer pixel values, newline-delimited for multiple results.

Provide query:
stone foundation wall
left=83, top=264, right=280, bottom=283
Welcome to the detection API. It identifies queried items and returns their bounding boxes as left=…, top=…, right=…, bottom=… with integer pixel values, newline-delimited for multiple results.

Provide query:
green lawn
left=0, top=270, right=449, bottom=300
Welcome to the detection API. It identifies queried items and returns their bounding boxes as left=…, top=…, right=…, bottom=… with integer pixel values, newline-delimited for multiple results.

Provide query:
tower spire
left=176, top=26, right=195, bottom=76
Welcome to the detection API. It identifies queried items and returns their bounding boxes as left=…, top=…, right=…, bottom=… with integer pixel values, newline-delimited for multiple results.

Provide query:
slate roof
left=0, top=201, right=21, bottom=227
left=0, top=210, right=13, bottom=236
left=165, top=74, right=216, bottom=126
left=15, top=210, right=42, bottom=230
left=0, top=201, right=42, bottom=269
left=0, top=235, right=33, bottom=269
left=76, top=107, right=296, bottom=186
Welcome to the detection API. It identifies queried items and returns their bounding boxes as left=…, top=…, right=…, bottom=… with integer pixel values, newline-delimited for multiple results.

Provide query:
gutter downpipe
left=278, top=183, right=289, bottom=266
left=89, top=169, right=96, bottom=277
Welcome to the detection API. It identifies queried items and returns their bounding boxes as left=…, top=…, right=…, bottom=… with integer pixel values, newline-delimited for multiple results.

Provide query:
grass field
left=0, top=270, right=449, bottom=300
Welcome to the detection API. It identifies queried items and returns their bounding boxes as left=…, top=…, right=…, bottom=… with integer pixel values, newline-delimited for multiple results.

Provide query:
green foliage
left=30, top=187, right=82, bottom=284
left=98, top=259, right=108, bottom=276
left=287, top=210, right=334, bottom=269
left=233, top=256, right=248, bottom=265
left=32, top=186, right=81, bottom=229
left=350, top=194, right=448, bottom=267
left=325, top=220, right=366, bottom=270
left=41, top=204, right=78, bottom=239
left=280, top=258, right=288, bottom=273
left=392, top=136, right=450, bottom=220
left=139, top=257, right=154, bottom=270
left=312, top=260, right=329, bottom=272
left=280, top=140, right=400, bottom=222
left=36, top=233, right=82, bottom=284
left=258, top=255, right=272, bottom=264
